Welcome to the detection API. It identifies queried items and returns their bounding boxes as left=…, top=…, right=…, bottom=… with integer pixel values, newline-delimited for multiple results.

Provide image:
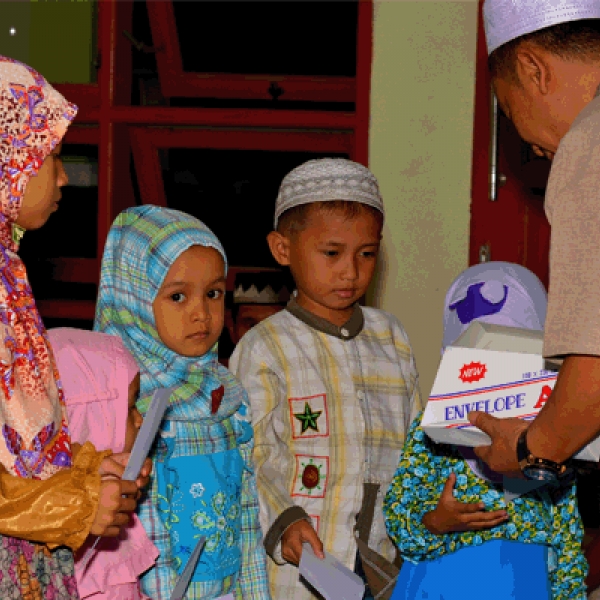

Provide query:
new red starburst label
left=459, top=362, right=487, bottom=383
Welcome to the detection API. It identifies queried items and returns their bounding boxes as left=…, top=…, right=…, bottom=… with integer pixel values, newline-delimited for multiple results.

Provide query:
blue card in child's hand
left=122, top=387, right=174, bottom=481
left=299, top=543, right=365, bottom=600
left=170, top=536, right=207, bottom=600
left=79, top=387, right=174, bottom=574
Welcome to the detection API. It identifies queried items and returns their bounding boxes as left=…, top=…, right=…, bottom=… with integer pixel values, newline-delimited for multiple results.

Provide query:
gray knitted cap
left=274, top=158, right=384, bottom=228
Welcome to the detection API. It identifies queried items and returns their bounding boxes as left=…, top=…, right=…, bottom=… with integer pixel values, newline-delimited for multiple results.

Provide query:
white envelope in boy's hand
left=299, top=543, right=365, bottom=600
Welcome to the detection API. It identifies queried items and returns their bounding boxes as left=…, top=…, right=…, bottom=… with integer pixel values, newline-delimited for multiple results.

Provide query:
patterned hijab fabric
left=484, top=0, right=600, bottom=55
left=94, top=206, right=242, bottom=422
left=0, top=56, right=77, bottom=479
left=442, top=261, right=547, bottom=353
left=273, top=157, right=384, bottom=228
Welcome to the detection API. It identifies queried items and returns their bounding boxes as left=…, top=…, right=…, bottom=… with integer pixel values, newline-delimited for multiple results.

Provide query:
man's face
left=493, top=75, right=564, bottom=160
left=492, top=46, right=595, bottom=160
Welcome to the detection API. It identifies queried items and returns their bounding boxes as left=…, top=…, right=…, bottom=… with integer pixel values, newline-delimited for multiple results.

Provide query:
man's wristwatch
left=517, top=430, right=571, bottom=482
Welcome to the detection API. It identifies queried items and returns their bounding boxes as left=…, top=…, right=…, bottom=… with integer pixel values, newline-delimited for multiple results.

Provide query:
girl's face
left=16, top=143, right=68, bottom=230
left=124, top=373, right=143, bottom=453
left=152, top=245, right=226, bottom=357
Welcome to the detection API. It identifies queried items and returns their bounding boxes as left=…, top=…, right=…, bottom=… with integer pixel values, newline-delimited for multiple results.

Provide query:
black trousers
left=576, top=463, right=600, bottom=529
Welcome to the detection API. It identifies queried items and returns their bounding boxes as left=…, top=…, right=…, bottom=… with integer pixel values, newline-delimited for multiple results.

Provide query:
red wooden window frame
left=35, top=0, right=373, bottom=322
left=145, top=1, right=372, bottom=104
left=129, top=127, right=356, bottom=207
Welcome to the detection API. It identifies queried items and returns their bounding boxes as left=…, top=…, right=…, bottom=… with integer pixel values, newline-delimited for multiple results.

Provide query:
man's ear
left=515, top=43, right=552, bottom=95
left=267, top=230, right=292, bottom=266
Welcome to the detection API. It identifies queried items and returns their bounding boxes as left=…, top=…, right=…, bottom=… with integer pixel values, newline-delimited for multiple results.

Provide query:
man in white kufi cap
left=470, top=0, right=600, bottom=515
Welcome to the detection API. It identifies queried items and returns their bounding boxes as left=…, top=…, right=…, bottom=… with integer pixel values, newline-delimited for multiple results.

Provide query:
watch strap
left=517, top=430, right=570, bottom=480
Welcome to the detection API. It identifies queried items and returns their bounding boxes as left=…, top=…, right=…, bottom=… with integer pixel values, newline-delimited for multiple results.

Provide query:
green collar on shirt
left=285, top=295, right=364, bottom=340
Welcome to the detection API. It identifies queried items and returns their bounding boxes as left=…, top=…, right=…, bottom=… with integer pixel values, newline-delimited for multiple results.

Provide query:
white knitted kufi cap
left=274, top=158, right=384, bottom=228
left=484, top=0, right=600, bottom=55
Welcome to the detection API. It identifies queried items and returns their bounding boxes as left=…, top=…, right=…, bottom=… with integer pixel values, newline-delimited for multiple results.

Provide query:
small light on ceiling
left=9, top=28, right=16, bottom=37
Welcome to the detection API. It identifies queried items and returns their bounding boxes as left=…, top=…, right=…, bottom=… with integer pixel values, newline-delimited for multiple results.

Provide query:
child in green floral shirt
left=383, top=262, right=587, bottom=600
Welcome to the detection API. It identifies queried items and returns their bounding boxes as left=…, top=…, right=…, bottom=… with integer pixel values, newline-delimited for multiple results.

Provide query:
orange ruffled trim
left=0, top=442, right=108, bottom=551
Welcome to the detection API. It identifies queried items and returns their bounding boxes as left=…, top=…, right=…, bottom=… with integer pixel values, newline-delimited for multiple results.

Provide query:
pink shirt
left=49, top=328, right=158, bottom=600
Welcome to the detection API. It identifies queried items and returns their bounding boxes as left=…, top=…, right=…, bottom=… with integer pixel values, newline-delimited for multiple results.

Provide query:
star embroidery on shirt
left=294, top=402, right=322, bottom=434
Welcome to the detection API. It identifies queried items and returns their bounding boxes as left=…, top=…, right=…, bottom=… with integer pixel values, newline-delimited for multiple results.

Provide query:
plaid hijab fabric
left=94, top=205, right=242, bottom=421
left=95, top=206, right=270, bottom=599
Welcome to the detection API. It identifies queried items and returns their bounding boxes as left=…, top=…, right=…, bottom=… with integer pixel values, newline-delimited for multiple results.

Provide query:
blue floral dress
left=383, top=412, right=587, bottom=599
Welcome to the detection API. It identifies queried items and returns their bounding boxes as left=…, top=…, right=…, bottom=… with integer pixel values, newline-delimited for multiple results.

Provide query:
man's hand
left=467, top=412, right=529, bottom=477
left=281, top=520, right=324, bottom=566
left=422, top=473, right=508, bottom=534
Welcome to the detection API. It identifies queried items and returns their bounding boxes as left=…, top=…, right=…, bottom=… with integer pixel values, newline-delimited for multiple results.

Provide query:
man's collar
left=285, top=296, right=364, bottom=340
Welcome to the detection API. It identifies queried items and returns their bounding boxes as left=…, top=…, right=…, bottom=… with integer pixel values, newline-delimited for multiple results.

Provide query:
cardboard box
left=421, top=322, right=600, bottom=462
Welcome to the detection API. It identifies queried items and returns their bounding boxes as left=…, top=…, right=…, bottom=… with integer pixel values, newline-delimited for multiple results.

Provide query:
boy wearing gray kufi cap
left=230, top=158, right=422, bottom=600
left=471, top=1, right=600, bottom=588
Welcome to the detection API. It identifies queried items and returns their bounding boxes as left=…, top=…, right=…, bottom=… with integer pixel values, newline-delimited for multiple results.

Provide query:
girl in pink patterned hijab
left=0, top=56, right=147, bottom=599
left=49, top=328, right=158, bottom=600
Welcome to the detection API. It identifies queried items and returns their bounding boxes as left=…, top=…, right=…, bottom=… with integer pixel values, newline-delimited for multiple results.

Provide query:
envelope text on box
left=444, top=393, right=526, bottom=421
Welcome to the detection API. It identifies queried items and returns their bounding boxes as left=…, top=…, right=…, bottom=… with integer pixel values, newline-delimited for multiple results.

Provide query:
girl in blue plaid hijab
left=94, top=206, right=271, bottom=600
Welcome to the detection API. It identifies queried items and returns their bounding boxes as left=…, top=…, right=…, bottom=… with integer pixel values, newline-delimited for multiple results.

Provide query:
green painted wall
left=0, top=2, right=31, bottom=64
left=29, top=0, right=95, bottom=83
left=368, top=0, right=478, bottom=397
left=0, top=0, right=95, bottom=83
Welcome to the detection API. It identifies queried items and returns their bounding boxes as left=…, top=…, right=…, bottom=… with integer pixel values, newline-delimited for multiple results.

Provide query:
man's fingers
left=467, top=410, right=497, bottom=433
left=472, top=443, right=490, bottom=463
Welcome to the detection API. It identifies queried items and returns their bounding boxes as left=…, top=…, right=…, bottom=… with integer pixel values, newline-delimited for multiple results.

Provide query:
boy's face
left=153, top=245, right=226, bottom=357
left=268, top=207, right=381, bottom=326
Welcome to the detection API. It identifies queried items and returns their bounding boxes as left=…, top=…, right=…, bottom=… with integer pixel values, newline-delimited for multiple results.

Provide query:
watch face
left=523, top=465, right=558, bottom=483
